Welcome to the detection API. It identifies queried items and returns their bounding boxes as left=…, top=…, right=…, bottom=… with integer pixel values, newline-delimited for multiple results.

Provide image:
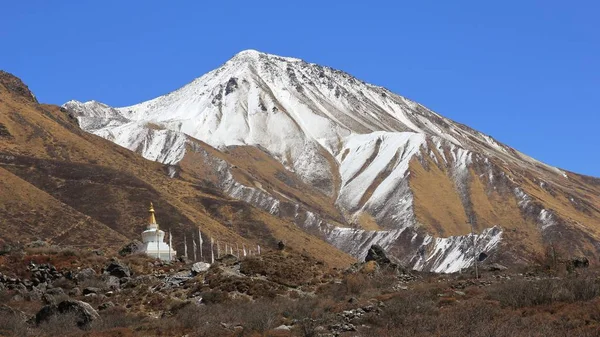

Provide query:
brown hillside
left=0, top=71, right=354, bottom=268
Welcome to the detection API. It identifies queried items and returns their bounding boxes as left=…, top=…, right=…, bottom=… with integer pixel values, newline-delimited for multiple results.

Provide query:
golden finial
left=148, top=202, right=157, bottom=225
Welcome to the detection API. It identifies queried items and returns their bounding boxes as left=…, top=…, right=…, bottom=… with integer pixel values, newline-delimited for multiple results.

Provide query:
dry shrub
left=52, top=277, right=76, bottom=290
left=167, top=299, right=284, bottom=335
left=90, top=306, right=144, bottom=331
left=34, top=311, right=83, bottom=336
left=239, top=299, right=279, bottom=333
left=343, top=273, right=369, bottom=295
left=0, top=314, right=28, bottom=337
left=488, top=276, right=600, bottom=309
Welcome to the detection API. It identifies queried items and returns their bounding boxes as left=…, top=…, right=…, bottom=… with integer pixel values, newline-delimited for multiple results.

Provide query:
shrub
left=488, top=276, right=600, bottom=309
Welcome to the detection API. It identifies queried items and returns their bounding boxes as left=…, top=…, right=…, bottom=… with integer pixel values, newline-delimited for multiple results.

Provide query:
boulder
left=118, top=240, right=143, bottom=257
left=365, top=245, right=391, bottom=265
left=83, top=287, right=101, bottom=295
left=274, top=324, right=292, bottom=331
left=487, top=263, right=508, bottom=272
left=217, top=254, right=238, bottom=266
left=68, top=287, right=82, bottom=297
left=98, top=302, right=115, bottom=311
left=102, top=275, right=121, bottom=290
left=36, top=299, right=100, bottom=328
left=105, top=260, right=131, bottom=278
left=571, top=257, right=590, bottom=269
left=74, top=268, right=96, bottom=282
left=191, top=262, right=211, bottom=275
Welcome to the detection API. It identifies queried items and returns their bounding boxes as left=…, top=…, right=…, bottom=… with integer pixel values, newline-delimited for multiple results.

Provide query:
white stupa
left=140, top=202, right=176, bottom=261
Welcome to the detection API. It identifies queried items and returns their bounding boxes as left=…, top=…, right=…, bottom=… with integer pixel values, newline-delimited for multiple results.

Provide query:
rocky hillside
left=0, top=70, right=353, bottom=268
left=64, top=50, right=600, bottom=272
left=0, top=242, right=599, bottom=336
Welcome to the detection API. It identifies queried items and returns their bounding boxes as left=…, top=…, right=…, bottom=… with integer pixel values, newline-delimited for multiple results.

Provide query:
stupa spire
left=148, top=202, right=157, bottom=227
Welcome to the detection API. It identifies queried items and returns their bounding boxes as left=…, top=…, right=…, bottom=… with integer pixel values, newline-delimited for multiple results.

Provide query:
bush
left=488, top=276, right=600, bottom=308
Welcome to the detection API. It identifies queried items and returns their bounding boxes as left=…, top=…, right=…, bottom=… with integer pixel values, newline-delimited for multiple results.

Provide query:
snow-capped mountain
left=64, top=50, right=600, bottom=272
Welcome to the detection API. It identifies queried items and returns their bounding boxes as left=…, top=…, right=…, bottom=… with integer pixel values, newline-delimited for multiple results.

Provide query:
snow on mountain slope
left=64, top=50, right=600, bottom=272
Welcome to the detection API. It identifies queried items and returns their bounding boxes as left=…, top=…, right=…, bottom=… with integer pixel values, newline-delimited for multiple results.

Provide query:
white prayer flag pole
left=257, top=245, right=261, bottom=255
left=156, top=227, right=159, bottom=259
left=210, top=237, right=215, bottom=263
left=236, top=243, right=240, bottom=258
left=199, top=228, right=203, bottom=261
left=243, top=244, right=247, bottom=257
left=184, top=233, right=188, bottom=259
left=217, top=241, right=221, bottom=259
left=169, top=229, right=173, bottom=261
left=193, top=238, right=197, bottom=262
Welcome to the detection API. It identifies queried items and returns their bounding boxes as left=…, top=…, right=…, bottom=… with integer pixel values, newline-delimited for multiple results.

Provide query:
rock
left=454, top=290, right=466, bottom=296
left=217, top=254, right=238, bottom=266
left=570, top=257, right=590, bottom=269
left=69, top=287, right=82, bottom=297
left=92, top=249, right=104, bottom=256
left=83, top=287, right=101, bottom=295
left=487, top=263, right=508, bottom=272
left=365, top=245, right=390, bottom=265
left=274, top=324, right=291, bottom=331
left=278, top=240, right=285, bottom=250
left=46, top=287, right=65, bottom=296
left=105, top=260, right=131, bottom=278
left=27, top=287, right=44, bottom=301
left=102, top=275, right=121, bottom=290
left=74, top=268, right=96, bottom=282
left=118, top=240, right=143, bottom=257
left=36, top=299, right=100, bottom=328
left=191, top=262, right=211, bottom=275
left=98, top=302, right=115, bottom=311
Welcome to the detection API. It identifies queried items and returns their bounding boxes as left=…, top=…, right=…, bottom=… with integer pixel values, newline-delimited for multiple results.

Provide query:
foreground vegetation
left=0, top=242, right=599, bottom=336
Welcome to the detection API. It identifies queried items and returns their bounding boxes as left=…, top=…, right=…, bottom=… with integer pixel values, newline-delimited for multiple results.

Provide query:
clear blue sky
left=2, top=1, right=599, bottom=177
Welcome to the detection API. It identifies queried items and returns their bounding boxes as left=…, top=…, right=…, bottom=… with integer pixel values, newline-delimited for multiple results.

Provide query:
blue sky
left=2, top=1, right=599, bottom=176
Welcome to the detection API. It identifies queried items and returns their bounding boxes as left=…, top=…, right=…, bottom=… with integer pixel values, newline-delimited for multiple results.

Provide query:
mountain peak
left=233, top=49, right=263, bottom=58
left=228, top=49, right=303, bottom=65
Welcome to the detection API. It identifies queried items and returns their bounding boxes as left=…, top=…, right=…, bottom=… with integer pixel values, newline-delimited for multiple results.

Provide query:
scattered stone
left=83, top=287, right=102, bottom=295
left=69, top=287, right=82, bottom=297
left=274, top=324, right=292, bottom=331
left=487, top=263, right=508, bottom=272
left=47, top=287, right=65, bottom=296
left=103, top=275, right=121, bottom=290
left=36, top=299, right=100, bottom=328
left=217, top=254, right=238, bottom=266
left=75, top=268, right=96, bottom=282
left=568, top=257, right=590, bottom=270
left=118, top=240, right=143, bottom=257
left=454, top=290, right=466, bottom=296
left=191, top=262, right=211, bottom=275
left=105, top=260, right=131, bottom=278
left=98, top=302, right=115, bottom=311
